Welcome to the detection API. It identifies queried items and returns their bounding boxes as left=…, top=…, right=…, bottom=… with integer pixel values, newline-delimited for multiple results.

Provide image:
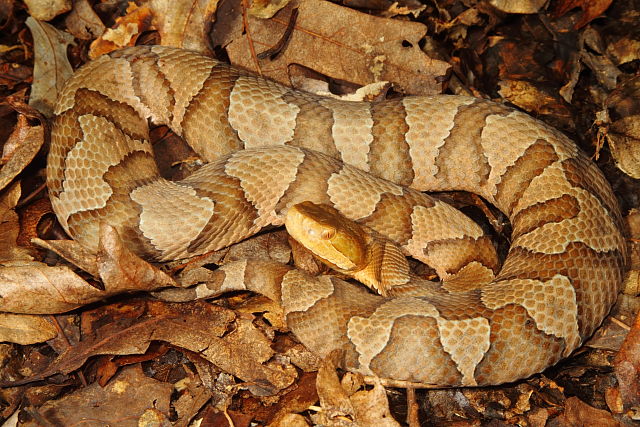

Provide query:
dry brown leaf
left=173, top=374, right=213, bottom=426
left=553, top=0, right=614, bottom=30
left=23, top=0, right=71, bottom=21
left=312, top=358, right=356, bottom=425
left=607, top=38, right=640, bottom=66
left=96, top=223, right=177, bottom=293
left=271, top=413, right=310, bottom=427
left=380, top=1, right=426, bottom=19
left=623, top=210, right=640, bottom=295
left=249, top=0, right=293, bottom=19
left=614, top=308, right=640, bottom=412
left=2, top=225, right=176, bottom=314
left=349, top=377, right=399, bottom=427
left=33, top=237, right=99, bottom=277
left=498, top=80, right=571, bottom=119
left=488, top=0, right=545, bottom=14
left=606, top=116, right=640, bottom=179
left=88, top=3, right=154, bottom=58
left=581, top=51, right=621, bottom=91
left=149, top=0, right=220, bottom=55
left=222, top=0, right=449, bottom=95
left=167, top=231, right=291, bottom=292
left=88, top=0, right=219, bottom=57
left=311, top=362, right=399, bottom=425
left=64, top=0, right=106, bottom=40
left=553, top=396, right=622, bottom=426
left=0, top=62, right=32, bottom=89
left=23, top=365, right=172, bottom=426
left=25, top=17, right=74, bottom=117
left=0, top=261, right=103, bottom=313
left=11, top=300, right=295, bottom=396
left=197, top=316, right=297, bottom=396
left=0, top=115, right=44, bottom=194
left=267, top=372, right=318, bottom=425
left=0, top=182, right=32, bottom=262
left=601, top=77, right=640, bottom=178
left=10, top=301, right=233, bottom=384
left=0, top=313, right=57, bottom=345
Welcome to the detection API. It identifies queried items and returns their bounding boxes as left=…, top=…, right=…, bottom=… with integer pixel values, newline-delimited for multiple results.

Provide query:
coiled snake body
left=48, top=45, right=627, bottom=387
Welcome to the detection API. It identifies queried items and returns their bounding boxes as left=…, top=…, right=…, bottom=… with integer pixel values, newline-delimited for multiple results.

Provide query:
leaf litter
left=0, top=0, right=639, bottom=425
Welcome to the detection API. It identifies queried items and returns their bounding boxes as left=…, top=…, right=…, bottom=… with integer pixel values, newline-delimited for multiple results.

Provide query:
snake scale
left=48, top=45, right=627, bottom=387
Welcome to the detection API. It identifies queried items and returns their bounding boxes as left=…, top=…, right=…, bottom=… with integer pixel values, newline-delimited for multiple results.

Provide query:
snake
left=47, top=45, right=627, bottom=387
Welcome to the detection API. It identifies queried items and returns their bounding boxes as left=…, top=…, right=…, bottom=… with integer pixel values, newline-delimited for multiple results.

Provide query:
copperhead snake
left=48, top=45, right=627, bottom=387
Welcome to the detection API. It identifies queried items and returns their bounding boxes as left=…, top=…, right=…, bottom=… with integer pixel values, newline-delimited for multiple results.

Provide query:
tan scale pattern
left=131, top=179, right=215, bottom=258
left=281, top=270, right=336, bottom=315
left=436, top=317, right=491, bottom=386
left=282, top=91, right=341, bottom=158
left=224, top=146, right=305, bottom=227
left=181, top=65, right=244, bottom=160
left=127, top=50, right=174, bottom=126
left=402, top=96, right=475, bottom=190
left=423, top=236, right=499, bottom=280
left=432, top=100, right=499, bottom=191
left=473, top=304, right=565, bottom=384
left=493, top=140, right=559, bottom=215
left=151, top=46, right=218, bottom=134
left=49, top=46, right=627, bottom=387
left=368, top=99, right=413, bottom=185
left=319, top=98, right=373, bottom=171
left=228, top=76, right=300, bottom=147
left=480, top=112, right=574, bottom=203
left=347, top=298, right=440, bottom=374
left=369, top=315, right=462, bottom=385
left=327, top=166, right=403, bottom=219
left=481, top=276, right=580, bottom=353
left=56, top=115, right=151, bottom=224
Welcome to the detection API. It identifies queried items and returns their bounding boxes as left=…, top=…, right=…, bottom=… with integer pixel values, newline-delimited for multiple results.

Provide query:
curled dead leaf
left=0, top=182, right=33, bottom=262
left=64, top=0, right=106, bottom=40
left=31, top=365, right=172, bottom=425
left=489, top=0, right=546, bottom=14
left=0, top=313, right=57, bottom=345
left=23, top=0, right=71, bottom=21
left=220, top=0, right=449, bottom=95
left=25, top=17, right=75, bottom=117
left=0, top=115, right=44, bottom=193
left=149, top=0, right=220, bottom=54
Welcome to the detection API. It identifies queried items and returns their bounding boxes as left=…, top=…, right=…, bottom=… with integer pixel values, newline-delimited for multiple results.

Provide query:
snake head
left=285, top=201, right=368, bottom=273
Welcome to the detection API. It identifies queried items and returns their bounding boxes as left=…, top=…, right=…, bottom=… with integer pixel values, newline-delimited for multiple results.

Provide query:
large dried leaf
left=25, top=17, right=74, bottom=117
left=0, top=115, right=44, bottom=194
left=23, top=0, right=71, bottom=21
left=489, top=0, right=545, bottom=14
left=221, top=0, right=449, bottom=95
left=0, top=182, right=32, bottom=262
left=64, top=0, right=105, bottom=40
left=0, top=313, right=57, bottom=345
left=13, top=300, right=296, bottom=396
left=614, top=308, right=640, bottom=411
left=88, top=3, right=154, bottom=58
left=22, top=365, right=172, bottom=426
left=4, top=225, right=176, bottom=314
left=0, top=262, right=104, bottom=313
left=150, top=0, right=221, bottom=55
left=603, top=77, right=640, bottom=178
left=553, top=0, right=614, bottom=29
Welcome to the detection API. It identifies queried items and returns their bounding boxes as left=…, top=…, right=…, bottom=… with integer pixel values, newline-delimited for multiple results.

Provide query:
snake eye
left=321, top=228, right=335, bottom=240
